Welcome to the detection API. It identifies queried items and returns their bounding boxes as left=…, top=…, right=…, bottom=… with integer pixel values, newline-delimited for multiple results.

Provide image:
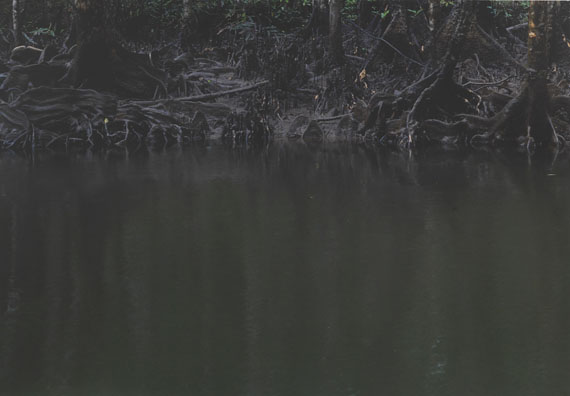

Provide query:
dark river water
left=1, top=144, right=570, bottom=396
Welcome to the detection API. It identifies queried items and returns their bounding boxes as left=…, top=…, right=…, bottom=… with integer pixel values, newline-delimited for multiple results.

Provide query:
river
left=1, top=144, right=569, bottom=395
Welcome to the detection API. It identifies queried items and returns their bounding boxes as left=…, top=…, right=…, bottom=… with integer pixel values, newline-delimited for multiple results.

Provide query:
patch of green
left=407, top=8, right=424, bottom=18
left=29, top=27, right=55, bottom=37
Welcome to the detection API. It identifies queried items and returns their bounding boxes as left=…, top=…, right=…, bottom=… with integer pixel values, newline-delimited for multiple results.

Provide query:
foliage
left=342, top=0, right=388, bottom=22
left=487, top=0, right=529, bottom=24
left=0, top=0, right=537, bottom=45
left=29, top=27, right=56, bottom=38
left=407, top=8, right=424, bottom=18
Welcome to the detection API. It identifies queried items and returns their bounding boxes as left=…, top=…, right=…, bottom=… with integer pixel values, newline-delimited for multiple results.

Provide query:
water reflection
left=1, top=144, right=570, bottom=395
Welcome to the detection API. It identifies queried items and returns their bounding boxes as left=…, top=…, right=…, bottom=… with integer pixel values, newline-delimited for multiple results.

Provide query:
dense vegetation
left=0, top=0, right=569, bottom=151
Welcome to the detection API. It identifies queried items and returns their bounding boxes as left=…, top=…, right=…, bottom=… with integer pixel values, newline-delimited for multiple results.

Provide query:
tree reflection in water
left=1, top=144, right=570, bottom=396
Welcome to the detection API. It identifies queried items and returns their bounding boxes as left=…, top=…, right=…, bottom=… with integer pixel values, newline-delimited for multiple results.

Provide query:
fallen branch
left=132, top=80, right=269, bottom=105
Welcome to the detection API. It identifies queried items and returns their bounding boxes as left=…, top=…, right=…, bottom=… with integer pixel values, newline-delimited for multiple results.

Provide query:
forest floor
left=1, top=8, right=570, bottom=152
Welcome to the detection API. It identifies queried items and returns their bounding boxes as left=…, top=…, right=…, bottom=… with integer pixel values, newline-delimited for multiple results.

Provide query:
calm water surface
left=1, top=144, right=570, bottom=396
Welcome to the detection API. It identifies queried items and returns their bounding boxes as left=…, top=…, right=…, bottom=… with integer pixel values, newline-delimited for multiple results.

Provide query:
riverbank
left=1, top=2, right=569, bottom=151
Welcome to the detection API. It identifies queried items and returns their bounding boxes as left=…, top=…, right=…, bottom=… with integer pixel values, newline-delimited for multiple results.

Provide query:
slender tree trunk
left=44, top=0, right=56, bottom=28
left=526, top=0, right=555, bottom=144
left=329, top=0, right=344, bottom=65
left=427, top=0, right=440, bottom=32
left=12, top=0, right=22, bottom=46
left=183, top=0, right=191, bottom=20
left=181, top=0, right=193, bottom=48
left=550, top=1, right=570, bottom=63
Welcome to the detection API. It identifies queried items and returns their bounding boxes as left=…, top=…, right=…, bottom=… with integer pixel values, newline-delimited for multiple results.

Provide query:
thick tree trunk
left=329, top=0, right=344, bottom=65
left=70, top=0, right=114, bottom=88
left=433, top=0, right=522, bottom=66
left=63, top=0, right=165, bottom=98
left=465, top=1, right=558, bottom=146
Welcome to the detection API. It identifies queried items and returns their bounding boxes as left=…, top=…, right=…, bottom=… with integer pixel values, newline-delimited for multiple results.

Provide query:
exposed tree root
left=0, top=87, right=116, bottom=149
left=0, top=27, right=275, bottom=151
left=0, top=77, right=271, bottom=150
left=424, top=85, right=566, bottom=149
left=405, top=61, right=480, bottom=143
left=0, top=63, right=67, bottom=97
left=352, top=1, right=570, bottom=150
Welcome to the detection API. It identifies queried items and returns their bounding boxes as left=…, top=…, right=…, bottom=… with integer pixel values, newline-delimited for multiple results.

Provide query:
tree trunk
left=71, top=0, right=114, bottom=88
left=452, top=0, right=561, bottom=146
left=329, top=0, right=344, bottom=65
left=358, top=0, right=373, bottom=28
left=526, top=0, right=555, bottom=144
left=476, top=1, right=496, bottom=35
left=12, top=0, right=22, bottom=46
left=550, top=1, right=570, bottom=64
left=427, top=0, right=440, bottom=32
left=44, top=0, right=59, bottom=29
left=183, top=0, right=191, bottom=20
left=308, top=0, right=329, bottom=35
left=63, top=0, right=165, bottom=98
left=180, top=0, right=192, bottom=48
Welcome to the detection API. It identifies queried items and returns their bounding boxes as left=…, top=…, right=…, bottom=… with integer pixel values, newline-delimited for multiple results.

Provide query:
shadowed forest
left=0, top=0, right=569, bottom=151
